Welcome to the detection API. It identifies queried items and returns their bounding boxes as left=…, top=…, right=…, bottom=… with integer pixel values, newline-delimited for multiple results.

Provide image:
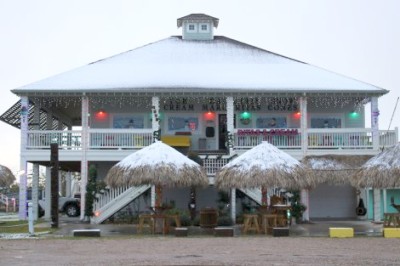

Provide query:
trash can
left=200, top=208, right=218, bottom=228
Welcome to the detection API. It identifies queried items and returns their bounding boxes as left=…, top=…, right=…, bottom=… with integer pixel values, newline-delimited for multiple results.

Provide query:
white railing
left=89, top=129, right=153, bottom=149
left=234, top=128, right=302, bottom=150
left=240, top=188, right=262, bottom=205
left=379, top=129, right=398, bottom=147
left=26, top=129, right=154, bottom=150
left=27, top=130, right=82, bottom=149
left=24, top=128, right=397, bottom=151
left=202, top=157, right=230, bottom=176
left=307, top=128, right=373, bottom=149
left=91, top=185, right=151, bottom=224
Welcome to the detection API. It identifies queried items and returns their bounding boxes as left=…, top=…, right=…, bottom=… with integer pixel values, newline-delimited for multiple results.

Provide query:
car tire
left=65, top=203, right=80, bottom=217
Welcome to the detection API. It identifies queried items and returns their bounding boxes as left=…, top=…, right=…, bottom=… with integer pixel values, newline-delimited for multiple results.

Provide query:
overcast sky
left=0, top=0, right=399, bottom=174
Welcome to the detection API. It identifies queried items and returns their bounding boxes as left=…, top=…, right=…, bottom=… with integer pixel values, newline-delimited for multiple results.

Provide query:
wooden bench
left=73, top=229, right=101, bottom=237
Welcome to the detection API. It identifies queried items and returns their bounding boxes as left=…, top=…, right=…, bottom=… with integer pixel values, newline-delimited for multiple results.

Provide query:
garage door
left=309, top=183, right=357, bottom=219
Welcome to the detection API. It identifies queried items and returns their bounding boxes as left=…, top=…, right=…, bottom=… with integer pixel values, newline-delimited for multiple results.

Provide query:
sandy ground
left=1, top=236, right=400, bottom=265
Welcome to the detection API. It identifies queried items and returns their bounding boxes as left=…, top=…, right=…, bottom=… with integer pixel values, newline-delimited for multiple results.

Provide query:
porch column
left=151, top=96, right=160, bottom=141
left=230, top=188, right=236, bottom=224
left=18, top=96, right=29, bottom=220
left=151, top=185, right=156, bottom=209
left=65, top=172, right=72, bottom=198
left=373, top=189, right=381, bottom=222
left=370, top=96, right=379, bottom=151
left=299, top=95, right=308, bottom=152
left=80, top=95, right=89, bottom=220
left=299, top=95, right=310, bottom=221
left=32, top=164, right=39, bottom=220
left=226, top=96, right=234, bottom=154
left=45, top=167, right=51, bottom=220
left=31, top=102, right=41, bottom=220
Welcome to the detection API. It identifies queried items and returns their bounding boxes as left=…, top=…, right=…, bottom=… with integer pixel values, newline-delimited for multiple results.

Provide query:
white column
left=45, top=166, right=51, bottom=220
left=226, top=96, right=234, bottom=154
left=58, top=171, right=63, bottom=196
left=65, top=172, right=72, bottom=198
left=299, top=95, right=310, bottom=221
left=18, top=96, right=29, bottom=220
left=299, top=96, right=308, bottom=152
left=383, top=189, right=387, bottom=213
left=32, top=164, right=39, bottom=220
left=151, top=96, right=160, bottom=141
left=370, top=96, right=379, bottom=151
left=230, top=188, right=236, bottom=224
left=151, top=185, right=156, bottom=209
left=373, top=189, right=381, bottom=221
left=80, top=95, right=89, bottom=220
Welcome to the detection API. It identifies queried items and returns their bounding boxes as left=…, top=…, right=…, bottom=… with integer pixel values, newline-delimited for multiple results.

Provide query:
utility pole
left=50, top=143, right=59, bottom=228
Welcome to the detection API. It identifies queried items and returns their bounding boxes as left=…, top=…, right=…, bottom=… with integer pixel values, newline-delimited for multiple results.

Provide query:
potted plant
left=288, top=191, right=306, bottom=224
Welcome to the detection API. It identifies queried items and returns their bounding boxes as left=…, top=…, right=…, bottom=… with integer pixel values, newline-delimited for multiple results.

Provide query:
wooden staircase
left=91, top=185, right=151, bottom=224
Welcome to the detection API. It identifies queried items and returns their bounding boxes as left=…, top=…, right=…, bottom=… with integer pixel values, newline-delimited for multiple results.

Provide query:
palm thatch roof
left=215, top=141, right=314, bottom=190
left=353, top=143, right=400, bottom=188
left=105, top=141, right=208, bottom=188
left=302, top=154, right=373, bottom=185
left=0, top=165, right=15, bottom=188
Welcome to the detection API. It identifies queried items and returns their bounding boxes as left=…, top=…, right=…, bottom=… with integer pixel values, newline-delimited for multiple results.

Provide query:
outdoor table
left=137, top=214, right=154, bottom=234
left=272, top=204, right=291, bottom=226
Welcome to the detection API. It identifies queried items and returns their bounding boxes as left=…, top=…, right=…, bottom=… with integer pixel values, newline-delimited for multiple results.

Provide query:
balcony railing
left=27, top=130, right=82, bottom=149
left=26, top=128, right=397, bottom=151
left=89, top=129, right=153, bottom=149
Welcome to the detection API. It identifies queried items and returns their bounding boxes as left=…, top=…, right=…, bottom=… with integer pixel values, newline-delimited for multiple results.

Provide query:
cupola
left=177, top=13, right=219, bottom=40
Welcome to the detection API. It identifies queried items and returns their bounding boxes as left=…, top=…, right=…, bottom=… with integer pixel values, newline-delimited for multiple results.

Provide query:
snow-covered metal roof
left=13, top=36, right=387, bottom=96
left=177, top=13, right=219, bottom=28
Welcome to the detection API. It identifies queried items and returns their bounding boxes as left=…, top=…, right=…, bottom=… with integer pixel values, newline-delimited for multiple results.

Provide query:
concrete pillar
left=80, top=95, right=89, bottom=220
left=370, top=97, right=379, bottom=151
left=151, top=185, right=156, bottom=209
left=18, top=96, right=29, bottom=220
left=65, top=172, right=72, bottom=198
left=299, top=95, right=310, bottom=221
left=373, top=189, right=381, bottom=222
left=151, top=96, right=160, bottom=141
left=299, top=96, right=308, bottom=153
left=32, top=164, right=39, bottom=220
left=230, top=188, right=236, bottom=224
left=226, top=96, right=234, bottom=154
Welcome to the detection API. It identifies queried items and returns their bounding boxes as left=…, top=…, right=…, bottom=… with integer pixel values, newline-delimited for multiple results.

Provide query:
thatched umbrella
left=105, top=141, right=208, bottom=207
left=215, top=141, right=314, bottom=191
left=106, top=141, right=208, bottom=187
left=353, top=143, right=400, bottom=188
left=302, top=155, right=373, bottom=185
left=0, top=164, right=16, bottom=188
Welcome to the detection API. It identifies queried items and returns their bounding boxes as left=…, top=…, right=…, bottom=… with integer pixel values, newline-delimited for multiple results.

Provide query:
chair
left=243, top=214, right=261, bottom=234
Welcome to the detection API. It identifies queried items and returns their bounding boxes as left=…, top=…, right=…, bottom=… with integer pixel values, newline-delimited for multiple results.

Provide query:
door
left=218, top=114, right=227, bottom=150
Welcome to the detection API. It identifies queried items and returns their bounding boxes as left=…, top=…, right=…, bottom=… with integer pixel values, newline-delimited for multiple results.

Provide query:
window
left=187, top=23, right=196, bottom=32
left=311, top=118, right=341, bottom=128
left=256, top=117, right=287, bottom=128
left=199, top=23, right=209, bottom=33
